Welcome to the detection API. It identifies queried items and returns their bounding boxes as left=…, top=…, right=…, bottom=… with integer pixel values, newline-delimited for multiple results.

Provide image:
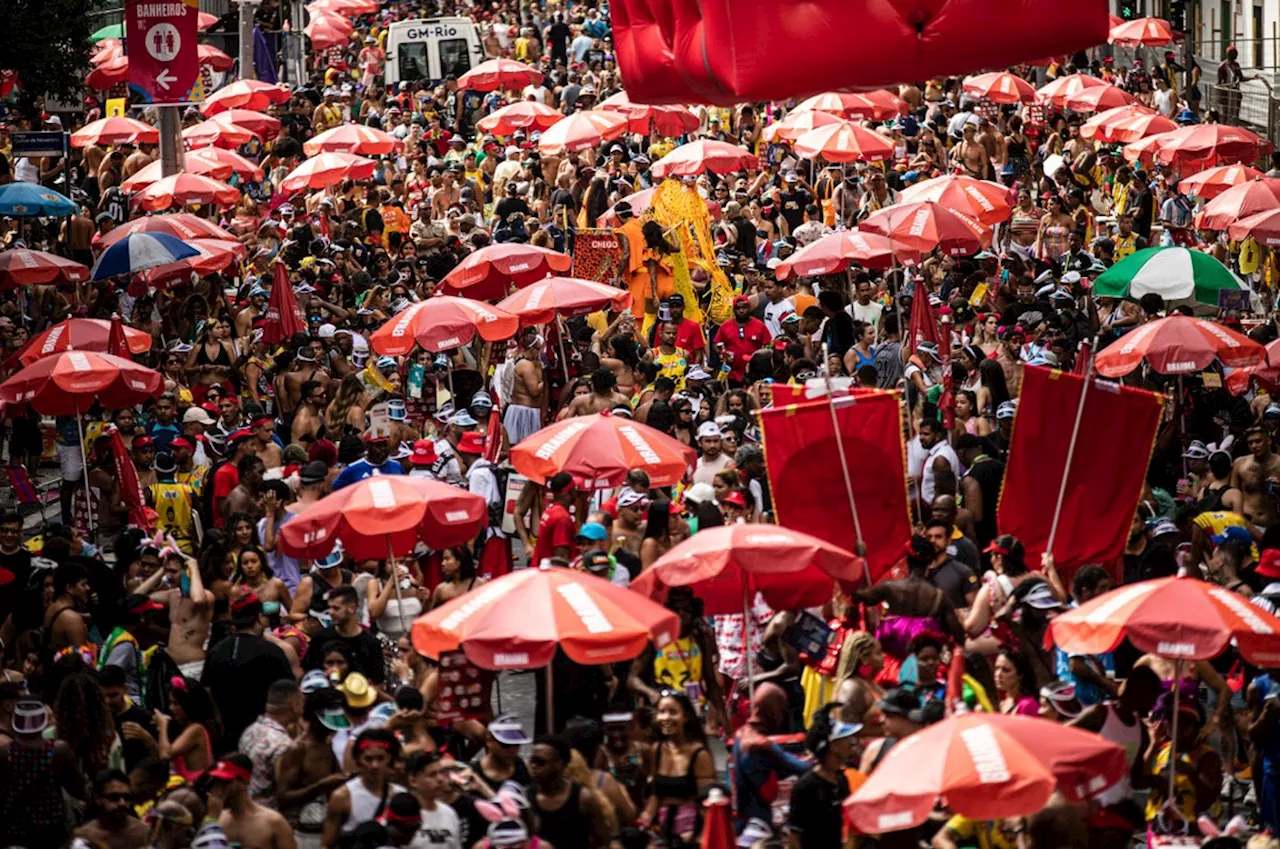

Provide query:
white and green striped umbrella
left=1093, top=246, right=1250, bottom=307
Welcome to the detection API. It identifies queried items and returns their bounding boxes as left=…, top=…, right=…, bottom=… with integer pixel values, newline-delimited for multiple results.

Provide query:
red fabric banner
left=759, top=390, right=911, bottom=584
left=107, top=426, right=154, bottom=531
left=908, top=283, right=943, bottom=353
left=263, top=260, right=306, bottom=344
left=997, top=366, right=1162, bottom=576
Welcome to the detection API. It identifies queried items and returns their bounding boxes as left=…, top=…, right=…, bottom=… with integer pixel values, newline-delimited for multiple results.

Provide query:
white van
left=385, top=16, right=484, bottom=87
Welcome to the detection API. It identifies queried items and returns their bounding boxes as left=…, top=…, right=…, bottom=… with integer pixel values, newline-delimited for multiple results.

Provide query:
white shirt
left=906, top=437, right=958, bottom=505
left=408, top=801, right=462, bottom=849
left=14, top=158, right=39, bottom=183
left=1154, top=88, right=1176, bottom=117
left=847, top=299, right=884, bottom=336
left=762, top=297, right=797, bottom=338
left=692, top=452, right=733, bottom=487
left=522, top=84, right=551, bottom=105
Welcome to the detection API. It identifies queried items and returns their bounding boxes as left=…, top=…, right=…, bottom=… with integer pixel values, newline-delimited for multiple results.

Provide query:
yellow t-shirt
left=654, top=635, right=705, bottom=707
left=653, top=347, right=688, bottom=389
left=150, top=481, right=196, bottom=553
left=943, top=816, right=1017, bottom=849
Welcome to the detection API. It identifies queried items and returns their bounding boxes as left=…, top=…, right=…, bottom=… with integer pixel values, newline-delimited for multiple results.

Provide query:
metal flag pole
left=73, top=396, right=96, bottom=542
left=1045, top=344, right=1094, bottom=557
left=819, top=354, right=868, bottom=581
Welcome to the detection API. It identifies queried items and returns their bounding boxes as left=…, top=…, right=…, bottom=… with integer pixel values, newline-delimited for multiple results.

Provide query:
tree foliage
left=1, top=0, right=94, bottom=119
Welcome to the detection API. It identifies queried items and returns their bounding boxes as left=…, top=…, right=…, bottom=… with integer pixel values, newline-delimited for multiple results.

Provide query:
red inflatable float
left=611, top=0, right=1110, bottom=105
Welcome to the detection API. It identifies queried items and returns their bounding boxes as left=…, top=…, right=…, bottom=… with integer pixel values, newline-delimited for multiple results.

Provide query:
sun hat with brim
left=487, top=820, right=530, bottom=847
left=488, top=713, right=531, bottom=746
left=456, top=431, right=486, bottom=455
left=827, top=719, right=862, bottom=743
left=697, top=421, right=723, bottom=440
left=300, top=669, right=331, bottom=694
left=1039, top=681, right=1082, bottom=718
left=317, top=707, right=353, bottom=731
left=617, top=488, right=648, bottom=509
left=411, top=439, right=438, bottom=465
left=1182, top=440, right=1210, bottom=460
left=341, top=672, right=378, bottom=709
left=12, top=701, right=48, bottom=735
left=995, top=401, right=1018, bottom=420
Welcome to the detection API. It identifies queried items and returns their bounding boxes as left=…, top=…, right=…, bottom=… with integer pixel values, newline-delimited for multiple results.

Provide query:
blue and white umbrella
left=91, top=232, right=201, bottom=281
left=0, top=182, right=76, bottom=217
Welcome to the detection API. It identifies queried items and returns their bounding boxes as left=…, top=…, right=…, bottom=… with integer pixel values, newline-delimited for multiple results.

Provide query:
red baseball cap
left=207, top=759, right=252, bottom=782
left=132, top=435, right=154, bottom=449
left=721, top=490, right=747, bottom=507
left=410, top=439, right=437, bottom=465
left=171, top=437, right=195, bottom=452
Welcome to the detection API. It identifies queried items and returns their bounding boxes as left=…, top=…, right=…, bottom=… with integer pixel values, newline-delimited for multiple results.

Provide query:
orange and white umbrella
left=1179, top=163, right=1267, bottom=200
left=369, top=296, right=519, bottom=355
left=761, top=109, right=841, bottom=143
left=279, top=152, right=376, bottom=192
left=11, top=318, right=150, bottom=362
left=1109, top=16, right=1173, bottom=47
left=861, top=201, right=990, bottom=256
left=70, top=116, right=159, bottom=148
left=197, top=11, right=218, bottom=29
left=412, top=563, right=679, bottom=669
left=0, top=250, right=90, bottom=289
left=1036, top=73, right=1107, bottom=108
left=1153, top=123, right=1271, bottom=167
left=198, top=44, right=234, bottom=72
left=898, top=175, right=1012, bottom=226
left=794, top=90, right=906, bottom=121
left=962, top=71, right=1036, bottom=104
left=182, top=119, right=259, bottom=150
left=793, top=120, right=894, bottom=163
left=199, top=79, right=290, bottom=116
left=439, top=243, right=573, bottom=299
left=91, top=39, right=122, bottom=66
left=457, top=58, right=543, bottom=92
left=131, top=173, right=240, bottom=212
left=210, top=108, right=281, bottom=139
left=595, top=93, right=699, bottom=136
left=511, top=410, right=696, bottom=489
left=143, top=238, right=247, bottom=285
left=1192, top=178, right=1280, bottom=231
left=650, top=139, right=758, bottom=178
left=303, top=124, right=403, bottom=156
left=537, top=111, right=628, bottom=155
left=305, top=0, right=377, bottom=14
left=1122, top=131, right=1169, bottom=165
left=122, top=157, right=233, bottom=192
left=96, top=213, right=233, bottom=248
left=1080, top=104, right=1166, bottom=143
left=476, top=101, right=564, bottom=134
left=495, top=276, right=632, bottom=326
left=280, top=475, right=487, bottom=561
left=1064, top=84, right=1137, bottom=113
left=773, top=229, right=915, bottom=279
left=187, top=146, right=265, bottom=181
left=303, top=12, right=353, bottom=49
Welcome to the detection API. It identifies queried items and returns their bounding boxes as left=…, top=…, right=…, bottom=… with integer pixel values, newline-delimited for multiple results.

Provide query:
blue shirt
left=331, top=459, right=404, bottom=490
left=1054, top=645, right=1115, bottom=707
left=148, top=422, right=182, bottom=452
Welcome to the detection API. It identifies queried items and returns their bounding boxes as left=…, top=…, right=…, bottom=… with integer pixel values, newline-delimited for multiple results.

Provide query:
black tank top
left=1196, top=485, right=1230, bottom=515
left=650, top=744, right=706, bottom=801
left=732, top=216, right=755, bottom=257
left=534, top=782, right=588, bottom=849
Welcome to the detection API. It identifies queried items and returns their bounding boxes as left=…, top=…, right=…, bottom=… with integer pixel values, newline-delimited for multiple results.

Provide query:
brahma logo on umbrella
left=556, top=583, right=614, bottom=634
left=440, top=581, right=514, bottom=631
left=960, top=725, right=1011, bottom=784
left=42, top=326, right=66, bottom=353
left=534, top=419, right=590, bottom=459
left=1208, top=586, right=1275, bottom=633
left=618, top=425, right=661, bottom=464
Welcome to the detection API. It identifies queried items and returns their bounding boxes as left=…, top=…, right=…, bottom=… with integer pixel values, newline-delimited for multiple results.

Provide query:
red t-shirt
left=674, top=318, right=706, bottom=353
left=211, top=463, right=239, bottom=529
left=532, top=503, right=577, bottom=566
left=713, top=317, right=771, bottom=381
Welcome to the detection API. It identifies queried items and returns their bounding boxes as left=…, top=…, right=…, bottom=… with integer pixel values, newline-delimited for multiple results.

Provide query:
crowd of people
left=6, top=2, right=1280, bottom=849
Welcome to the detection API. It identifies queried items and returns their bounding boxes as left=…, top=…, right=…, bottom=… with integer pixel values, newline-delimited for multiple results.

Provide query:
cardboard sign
left=105, top=98, right=127, bottom=117
left=572, top=229, right=623, bottom=283
left=433, top=650, right=486, bottom=721
left=367, top=402, right=390, bottom=439
left=501, top=473, right=528, bottom=536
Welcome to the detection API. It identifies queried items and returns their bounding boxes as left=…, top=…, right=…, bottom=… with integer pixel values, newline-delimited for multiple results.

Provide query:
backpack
left=141, top=645, right=182, bottom=712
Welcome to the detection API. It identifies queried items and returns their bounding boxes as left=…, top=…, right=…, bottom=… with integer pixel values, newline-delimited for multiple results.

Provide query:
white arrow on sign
left=155, top=68, right=176, bottom=91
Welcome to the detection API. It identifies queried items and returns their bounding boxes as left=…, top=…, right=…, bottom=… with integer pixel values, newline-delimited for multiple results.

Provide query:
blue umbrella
left=0, top=182, right=76, bottom=217
left=91, top=232, right=201, bottom=281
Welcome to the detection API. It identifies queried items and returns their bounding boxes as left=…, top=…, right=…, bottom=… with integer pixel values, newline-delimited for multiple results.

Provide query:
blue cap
left=577, top=522, right=608, bottom=542
left=375, top=356, right=397, bottom=371
left=902, top=170, right=919, bottom=183
left=449, top=410, right=478, bottom=427
left=1211, top=525, right=1252, bottom=546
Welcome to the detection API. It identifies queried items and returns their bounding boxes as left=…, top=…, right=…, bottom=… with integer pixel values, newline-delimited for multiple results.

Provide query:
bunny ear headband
left=475, top=785, right=527, bottom=823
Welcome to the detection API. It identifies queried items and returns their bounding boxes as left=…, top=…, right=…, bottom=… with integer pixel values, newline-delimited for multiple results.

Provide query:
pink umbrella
left=962, top=71, right=1037, bottom=104
left=122, top=157, right=233, bottom=192
left=495, top=276, right=632, bottom=326
left=70, top=117, right=158, bottom=148
left=1037, top=73, right=1107, bottom=108
left=762, top=109, right=841, bottom=144
left=303, top=12, right=354, bottom=49
left=793, top=120, right=894, bottom=163
left=650, top=140, right=758, bottom=178
left=457, top=58, right=543, bottom=92
left=182, top=120, right=259, bottom=150
left=199, top=79, right=290, bottom=116
left=186, top=146, right=265, bottom=181
left=537, top=111, right=628, bottom=155
left=476, top=102, right=564, bottom=134
left=209, top=109, right=281, bottom=139
left=1064, top=84, right=1137, bottom=113
left=131, top=173, right=240, bottom=212
left=303, top=124, right=404, bottom=156
left=280, top=152, right=376, bottom=192
left=596, top=93, right=699, bottom=136
left=198, top=44, right=234, bottom=72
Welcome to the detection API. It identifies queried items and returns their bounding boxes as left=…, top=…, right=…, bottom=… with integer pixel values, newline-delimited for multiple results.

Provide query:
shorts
left=480, top=535, right=513, bottom=579
left=294, top=832, right=323, bottom=849
left=56, top=442, right=84, bottom=483
left=1008, top=241, right=1036, bottom=261
left=178, top=659, right=205, bottom=680
left=503, top=404, right=542, bottom=446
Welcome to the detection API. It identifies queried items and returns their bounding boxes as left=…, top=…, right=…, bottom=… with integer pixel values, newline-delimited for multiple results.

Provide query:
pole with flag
left=106, top=314, right=131, bottom=359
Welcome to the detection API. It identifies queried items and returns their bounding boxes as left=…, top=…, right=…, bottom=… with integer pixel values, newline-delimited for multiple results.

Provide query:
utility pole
left=238, top=0, right=260, bottom=81
left=158, top=108, right=184, bottom=177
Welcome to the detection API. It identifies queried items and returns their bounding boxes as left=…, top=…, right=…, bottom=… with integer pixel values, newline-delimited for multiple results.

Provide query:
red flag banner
left=263, top=260, right=306, bottom=344
left=759, top=390, right=911, bottom=583
left=908, top=283, right=942, bottom=352
left=107, top=426, right=155, bottom=531
left=997, top=366, right=1163, bottom=574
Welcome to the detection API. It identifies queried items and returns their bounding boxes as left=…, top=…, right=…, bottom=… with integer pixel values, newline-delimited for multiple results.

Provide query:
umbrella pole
left=1046, top=345, right=1093, bottom=557
left=556, top=316, right=571, bottom=384
left=822, top=371, right=867, bottom=578
left=545, top=663, right=555, bottom=733
left=74, top=397, right=96, bottom=543
left=741, top=583, right=754, bottom=696
left=387, top=538, right=408, bottom=634
left=1167, top=661, right=1183, bottom=820
left=1179, top=374, right=1188, bottom=479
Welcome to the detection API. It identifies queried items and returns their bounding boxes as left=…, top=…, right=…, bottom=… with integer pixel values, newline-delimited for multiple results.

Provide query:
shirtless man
left=61, top=206, right=95, bottom=266
left=282, top=349, right=331, bottom=428
left=291, top=380, right=327, bottom=446
left=1231, top=427, right=1280, bottom=528
left=276, top=691, right=345, bottom=847
left=225, top=456, right=267, bottom=525
left=251, top=417, right=283, bottom=469
left=951, top=123, right=990, bottom=179
left=122, top=142, right=155, bottom=179
left=327, top=331, right=358, bottom=379
left=853, top=536, right=964, bottom=644
left=207, top=754, right=297, bottom=849
left=235, top=289, right=267, bottom=338
left=44, top=562, right=92, bottom=652
left=145, top=551, right=214, bottom=679
left=503, top=329, right=545, bottom=445
left=613, top=489, right=648, bottom=557
left=561, top=366, right=629, bottom=418
left=74, top=770, right=151, bottom=849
